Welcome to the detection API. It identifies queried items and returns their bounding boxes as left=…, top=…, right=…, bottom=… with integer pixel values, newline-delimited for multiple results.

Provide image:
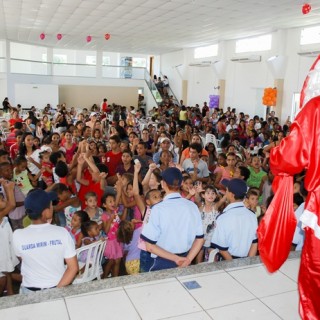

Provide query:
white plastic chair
left=207, top=249, right=219, bottom=263
left=73, top=240, right=106, bottom=284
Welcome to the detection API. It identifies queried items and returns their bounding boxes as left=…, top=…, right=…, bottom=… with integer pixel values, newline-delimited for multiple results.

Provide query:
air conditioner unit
left=297, top=51, right=320, bottom=57
left=230, top=55, right=261, bottom=63
left=189, top=60, right=219, bottom=67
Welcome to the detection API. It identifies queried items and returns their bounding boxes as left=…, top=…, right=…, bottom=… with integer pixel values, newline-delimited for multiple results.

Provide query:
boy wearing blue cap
left=12, top=189, right=78, bottom=293
left=211, top=178, right=258, bottom=260
left=141, top=167, right=204, bottom=271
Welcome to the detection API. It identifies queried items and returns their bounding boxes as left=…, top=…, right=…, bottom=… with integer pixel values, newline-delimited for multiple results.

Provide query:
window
left=132, top=57, right=146, bottom=67
left=235, top=34, right=272, bottom=53
left=301, top=25, right=320, bottom=45
left=86, top=55, right=96, bottom=65
left=0, top=40, right=6, bottom=57
left=194, top=44, right=218, bottom=59
left=102, top=56, right=111, bottom=65
left=10, top=42, right=47, bottom=61
left=53, top=54, right=67, bottom=64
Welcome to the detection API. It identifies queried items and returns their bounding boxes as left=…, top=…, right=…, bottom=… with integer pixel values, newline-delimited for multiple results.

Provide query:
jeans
left=139, top=250, right=154, bottom=273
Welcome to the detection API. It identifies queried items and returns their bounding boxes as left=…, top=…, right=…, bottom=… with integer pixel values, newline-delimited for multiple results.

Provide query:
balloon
left=104, top=33, right=111, bottom=40
left=57, top=33, right=62, bottom=40
left=302, top=3, right=311, bottom=14
left=86, top=35, right=92, bottom=42
left=40, top=33, right=45, bottom=40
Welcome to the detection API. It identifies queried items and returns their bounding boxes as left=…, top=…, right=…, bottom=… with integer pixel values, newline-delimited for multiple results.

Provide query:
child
left=81, top=220, right=102, bottom=245
left=0, top=180, right=19, bottom=296
left=39, top=150, right=54, bottom=186
left=247, top=155, right=267, bottom=191
left=141, top=163, right=162, bottom=193
left=101, top=193, right=123, bottom=278
left=180, top=175, right=196, bottom=201
left=65, top=210, right=90, bottom=248
left=84, top=191, right=104, bottom=224
left=77, top=153, right=107, bottom=209
left=196, top=185, right=220, bottom=263
left=244, top=188, right=262, bottom=218
left=133, top=162, right=162, bottom=272
left=78, top=220, right=104, bottom=266
left=118, top=220, right=140, bottom=275
left=53, top=183, right=81, bottom=228
left=13, top=156, right=40, bottom=195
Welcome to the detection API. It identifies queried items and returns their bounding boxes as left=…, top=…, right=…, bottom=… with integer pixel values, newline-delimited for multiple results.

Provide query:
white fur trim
left=300, top=209, right=320, bottom=239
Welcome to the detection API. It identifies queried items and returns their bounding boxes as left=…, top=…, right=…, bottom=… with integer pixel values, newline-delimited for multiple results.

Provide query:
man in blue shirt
left=141, top=167, right=204, bottom=271
left=211, top=178, right=258, bottom=260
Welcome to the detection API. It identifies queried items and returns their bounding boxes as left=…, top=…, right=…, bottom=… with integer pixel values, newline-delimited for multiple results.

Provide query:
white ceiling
left=1, top=0, right=320, bottom=55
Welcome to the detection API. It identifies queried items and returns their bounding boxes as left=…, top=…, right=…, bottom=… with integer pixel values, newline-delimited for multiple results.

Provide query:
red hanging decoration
left=86, top=35, right=92, bottom=43
left=302, top=3, right=311, bottom=14
left=40, top=33, right=45, bottom=40
left=104, top=33, right=111, bottom=40
left=57, top=34, right=62, bottom=40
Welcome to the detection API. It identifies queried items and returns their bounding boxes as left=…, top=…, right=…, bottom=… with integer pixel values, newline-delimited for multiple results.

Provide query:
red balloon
left=86, top=35, right=92, bottom=42
left=105, top=33, right=111, bottom=40
left=57, top=33, right=62, bottom=40
left=302, top=3, right=311, bottom=14
left=40, top=33, right=45, bottom=40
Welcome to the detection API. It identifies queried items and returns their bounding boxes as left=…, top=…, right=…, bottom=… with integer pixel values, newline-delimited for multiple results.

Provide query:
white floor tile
left=124, top=277, right=176, bottom=289
left=177, top=270, right=224, bottom=281
left=261, top=291, right=300, bottom=320
left=165, top=311, right=212, bottom=320
left=0, top=299, right=69, bottom=320
left=207, top=299, right=281, bottom=320
left=179, top=272, right=255, bottom=309
left=125, top=278, right=202, bottom=320
left=229, top=265, right=297, bottom=298
left=66, top=289, right=140, bottom=320
left=279, top=259, right=300, bottom=282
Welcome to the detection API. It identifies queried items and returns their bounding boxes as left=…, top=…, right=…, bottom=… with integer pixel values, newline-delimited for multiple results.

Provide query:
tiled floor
left=0, top=258, right=301, bottom=320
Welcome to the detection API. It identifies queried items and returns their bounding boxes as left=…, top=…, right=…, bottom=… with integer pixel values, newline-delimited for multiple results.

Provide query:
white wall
left=15, top=84, right=59, bottom=109
left=159, top=28, right=320, bottom=122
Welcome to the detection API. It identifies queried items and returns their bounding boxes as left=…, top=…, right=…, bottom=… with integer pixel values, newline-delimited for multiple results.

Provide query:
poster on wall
left=120, top=56, right=133, bottom=79
left=209, top=95, right=219, bottom=109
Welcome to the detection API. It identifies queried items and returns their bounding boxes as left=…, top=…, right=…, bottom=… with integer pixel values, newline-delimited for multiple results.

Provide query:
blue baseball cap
left=25, top=189, right=58, bottom=218
left=161, top=167, right=183, bottom=187
left=221, top=178, right=247, bottom=199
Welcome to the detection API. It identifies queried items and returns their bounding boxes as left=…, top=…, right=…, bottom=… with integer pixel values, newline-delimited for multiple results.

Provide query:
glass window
left=102, top=56, right=111, bottom=65
left=53, top=54, right=67, bottom=64
left=86, top=55, right=96, bottom=65
left=0, top=40, right=6, bottom=57
left=301, top=25, right=320, bottom=45
left=132, top=58, right=146, bottom=67
left=194, top=44, right=218, bottom=59
left=10, top=42, right=47, bottom=61
left=235, top=34, right=272, bottom=53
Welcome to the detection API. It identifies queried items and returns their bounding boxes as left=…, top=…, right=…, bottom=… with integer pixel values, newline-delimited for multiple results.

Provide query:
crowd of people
left=0, top=98, right=306, bottom=296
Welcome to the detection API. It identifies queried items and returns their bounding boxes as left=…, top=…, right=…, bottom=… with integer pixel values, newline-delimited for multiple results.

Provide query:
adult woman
left=206, top=142, right=218, bottom=172
left=49, top=132, right=62, bottom=153
left=8, top=109, right=22, bottom=131
left=179, top=105, right=188, bottom=129
left=61, top=131, right=77, bottom=164
left=42, top=115, right=52, bottom=136
left=18, top=132, right=41, bottom=175
left=237, top=119, right=247, bottom=146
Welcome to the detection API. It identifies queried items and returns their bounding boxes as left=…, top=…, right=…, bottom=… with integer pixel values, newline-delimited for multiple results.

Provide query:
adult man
left=182, top=142, right=210, bottom=183
left=152, top=137, right=178, bottom=164
left=258, top=93, right=320, bottom=318
left=211, top=179, right=258, bottom=260
left=12, top=189, right=78, bottom=292
left=141, top=167, right=204, bottom=271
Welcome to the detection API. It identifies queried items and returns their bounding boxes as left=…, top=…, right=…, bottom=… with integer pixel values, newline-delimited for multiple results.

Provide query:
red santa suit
left=258, top=96, right=320, bottom=318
